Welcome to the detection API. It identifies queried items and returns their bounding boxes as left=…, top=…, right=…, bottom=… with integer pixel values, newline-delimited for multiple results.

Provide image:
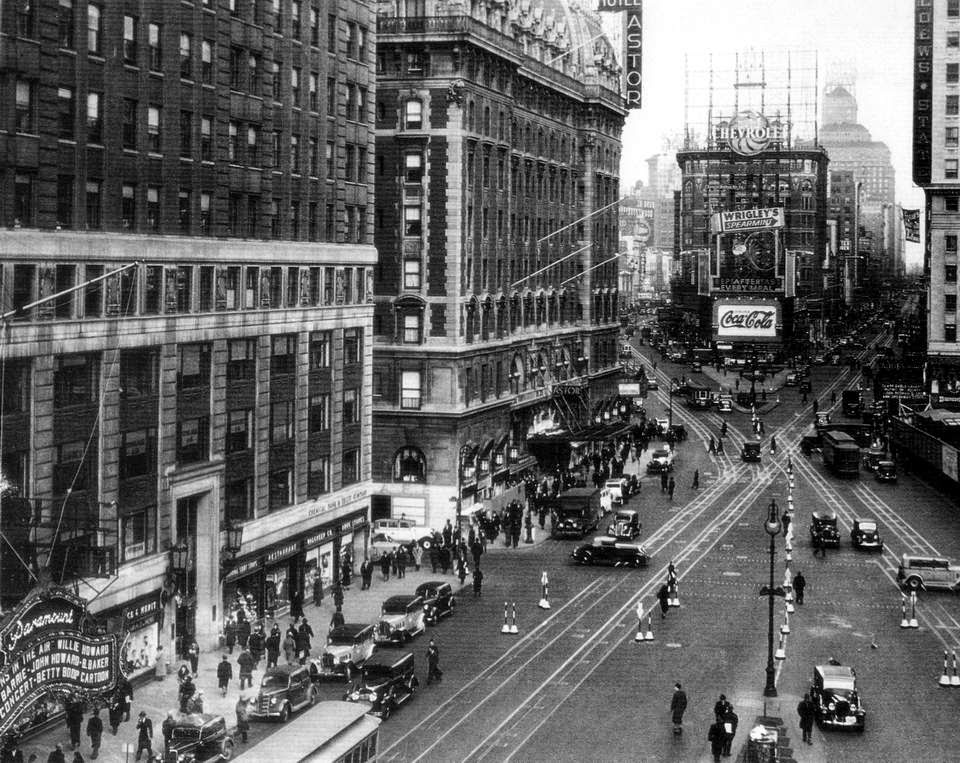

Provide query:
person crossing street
left=426, top=639, right=443, bottom=684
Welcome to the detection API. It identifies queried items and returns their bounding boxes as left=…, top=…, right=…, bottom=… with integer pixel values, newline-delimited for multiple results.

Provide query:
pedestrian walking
left=831, top=390, right=837, bottom=406
left=224, top=618, right=237, bottom=655
left=290, top=590, right=304, bottom=619
left=178, top=675, right=195, bottom=713
left=47, top=745, right=66, bottom=763
left=177, top=662, right=191, bottom=684
left=793, top=571, right=806, bottom=604
left=770, top=435, right=777, bottom=454
left=713, top=694, right=731, bottom=721
left=426, top=639, right=443, bottom=684
left=720, top=421, right=727, bottom=438
left=471, top=540, right=483, bottom=570
left=708, top=719, right=725, bottom=762
left=797, top=693, right=816, bottom=744
left=380, top=552, right=391, bottom=581
left=670, top=683, right=688, bottom=736
left=161, top=712, right=176, bottom=757
left=396, top=546, right=407, bottom=579
left=660, top=471, right=668, bottom=492
left=312, top=574, right=324, bottom=607
left=668, top=476, right=676, bottom=500
left=187, top=639, right=200, bottom=676
left=708, top=436, right=716, bottom=454
left=248, top=627, right=265, bottom=666
left=692, top=469, right=699, bottom=490
left=217, top=654, right=233, bottom=696
left=412, top=543, right=423, bottom=571
left=107, top=694, right=123, bottom=736
left=457, top=555, right=467, bottom=586
left=429, top=544, right=439, bottom=574
left=116, top=675, right=132, bottom=723
left=85, top=710, right=102, bottom=759
left=717, top=438, right=725, bottom=455
left=282, top=631, right=297, bottom=665
left=65, top=699, right=83, bottom=750
left=440, top=545, right=452, bottom=574
left=472, top=568, right=484, bottom=597
left=235, top=697, right=250, bottom=744
left=813, top=398, right=819, bottom=414
left=266, top=629, right=280, bottom=668
left=236, top=615, right=251, bottom=650
left=658, top=584, right=670, bottom=619
left=360, top=557, right=373, bottom=589
left=721, top=706, right=738, bottom=756
left=237, top=648, right=254, bottom=690
left=134, top=712, right=153, bottom=761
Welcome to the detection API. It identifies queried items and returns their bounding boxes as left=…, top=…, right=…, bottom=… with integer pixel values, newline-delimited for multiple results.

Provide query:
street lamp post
left=750, top=352, right=759, bottom=408
left=762, top=498, right=782, bottom=698
left=668, top=378, right=680, bottom=430
left=455, top=443, right=475, bottom=544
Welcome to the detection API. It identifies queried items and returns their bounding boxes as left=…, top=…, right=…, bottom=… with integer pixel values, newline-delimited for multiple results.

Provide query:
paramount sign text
left=711, top=207, right=785, bottom=234
left=715, top=303, right=779, bottom=339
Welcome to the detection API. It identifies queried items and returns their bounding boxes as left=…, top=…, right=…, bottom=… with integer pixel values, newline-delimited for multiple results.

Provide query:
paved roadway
left=257, top=330, right=960, bottom=762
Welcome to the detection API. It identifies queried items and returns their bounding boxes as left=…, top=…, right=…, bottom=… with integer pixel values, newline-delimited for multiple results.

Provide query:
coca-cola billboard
left=715, top=302, right=779, bottom=338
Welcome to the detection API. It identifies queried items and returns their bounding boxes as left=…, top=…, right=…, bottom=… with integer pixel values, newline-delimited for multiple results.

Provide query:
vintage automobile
left=690, top=360, right=703, bottom=372
left=570, top=536, right=649, bottom=568
left=812, top=353, right=826, bottom=365
left=414, top=580, right=455, bottom=624
left=654, top=416, right=669, bottom=434
left=810, top=511, right=841, bottom=548
left=374, top=595, right=426, bottom=645
left=645, top=376, right=659, bottom=391
left=862, top=447, right=885, bottom=473
left=897, top=554, right=960, bottom=591
left=785, top=372, right=798, bottom=387
left=344, top=651, right=418, bottom=720
left=667, top=424, right=688, bottom=442
left=166, top=713, right=234, bottom=762
left=740, top=440, right=762, bottom=463
left=606, top=509, right=641, bottom=540
left=310, top=623, right=377, bottom=682
left=646, top=448, right=675, bottom=473
left=604, top=477, right=628, bottom=504
left=810, top=663, right=866, bottom=732
left=875, top=460, right=898, bottom=483
left=368, top=532, right=403, bottom=562
left=371, top=518, right=434, bottom=549
left=717, top=396, right=733, bottom=414
left=799, top=379, right=813, bottom=394
left=250, top=664, right=317, bottom=722
left=850, top=518, right=883, bottom=551
left=814, top=411, right=832, bottom=430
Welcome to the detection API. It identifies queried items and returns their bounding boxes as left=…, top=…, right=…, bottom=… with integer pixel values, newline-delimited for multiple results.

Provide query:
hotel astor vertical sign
left=913, top=0, right=932, bottom=185
left=0, top=588, right=119, bottom=736
left=597, top=0, right=642, bottom=110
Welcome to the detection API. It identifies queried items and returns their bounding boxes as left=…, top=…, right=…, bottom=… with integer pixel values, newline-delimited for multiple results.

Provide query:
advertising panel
left=714, top=301, right=779, bottom=339
left=714, top=111, right=787, bottom=156
left=618, top=383, right=641, bottom=396
left=711, top=208, right=785, bottom=234
left=913, top=0, right=933, bottom=185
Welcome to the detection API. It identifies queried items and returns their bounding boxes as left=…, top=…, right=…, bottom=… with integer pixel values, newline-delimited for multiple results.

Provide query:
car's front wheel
left=419, top=536, right=433, bottom=550
left=278, top=704, right=290, bottom=723
left=220, top=739, right=234, bottom=760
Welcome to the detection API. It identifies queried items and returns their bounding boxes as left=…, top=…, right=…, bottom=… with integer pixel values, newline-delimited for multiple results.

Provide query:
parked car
left=372, top=518, right=434, bottom=549
left=717, top=396, right=733, bottom=414
left=654, top=417, right=669, bottom=434
left=810, top=511, right=841, bottom=548
left=606, top=509, right=641, bottom=540
left=862, top=447, right=885, bottom=473
left=785, top=372, right=798, bottom=387
left=850, top=518, right=883, bottom=551
left=604, top=477, right=628, bottom=504
left=375, top=595, right=426, bottom=645
left=570, top=536, right=649, bottom=568
left=645, top=376, right=659, bottom=391
left=667, top=424, right=688, bottom=442
left=250, top=664, right=317, bottom=722
left=740, top=440, right=762, bottom=463
left=310, top=623, right=377, bottom=682
left=897, top=554, right=960, bottom=591
left=166, top=714, right=234, bottom=762
left=875, top=460, right=898, bottom=483
left=646, top=448, right=675, bottom=473
left=810, top=663, right=865, bottom=732
left=415, top=581, right=455, bottom=624
left=344, top=651, right=418, bottom=720
left=369, top=532, right=403, bottom=562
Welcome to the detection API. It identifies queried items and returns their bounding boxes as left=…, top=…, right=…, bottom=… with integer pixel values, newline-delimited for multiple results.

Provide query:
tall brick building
left=0, top=0, right=377, bottom=706
left=371, top=1, right=625, bottom=528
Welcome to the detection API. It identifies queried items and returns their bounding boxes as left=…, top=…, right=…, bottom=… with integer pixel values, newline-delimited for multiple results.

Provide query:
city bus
left=234, top=701, right=380, bottom=762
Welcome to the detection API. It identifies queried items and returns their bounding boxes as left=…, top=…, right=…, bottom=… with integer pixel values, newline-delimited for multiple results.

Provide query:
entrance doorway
left=174, top=496, right=200, bottom=660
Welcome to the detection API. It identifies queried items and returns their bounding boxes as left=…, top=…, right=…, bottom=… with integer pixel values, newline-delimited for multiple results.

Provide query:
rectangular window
left=948, top=196, right=960, bottom=212
left=59, top=0, right=75, bottom=49
left=269, top=467, right=293, bottom=510
left=343, top=327, right=362, bottom=364
left=401, top=371, right=421, bottom=409
left=948, top=159, right=959, bottom=180
left=120, top=428, right=157, bottom=479
left=308, top=456, right=329, bottom=496
left=83, top=264, right=102, bottom=317
left=120, top=98, right=137, bottom=149
left=405, top=100, right=422, bottom=129
left=143, top=265, right=162, bottom=314
left=403, top=259, right=421, bottom=289
left=948, top=95, right=959, bottom=116
left=947, top=265, right=958, bottom=282
left=121, top=507, right=156, bottom=562
left=57, top=175, right=74, bottom=228
left=14, top=80, right=34, bottom=134
left=291, top=0, right=301, bottom=37
left=248, top=53, right=260, bottom=96
left=200, top=116, right=212, bottom=161
left=230, top=47, right=243, bottom=89
left=404, top=152, right=423, bottom=183
left=177, top=343, right=210, bottom=390
left=179, top=110, right=192, bottom=156
left=13, top=173, right=33, bottom=227
left=147, top=106, right=161, bottom=152
left=270, top=199, right=281, bottom=237
left=328, top=14, right=337, bottom=50
left=310, top=7, right=319, bottom=45
left=342, top=448, right=360, bottom=486
left=290, top=134, right=300, bottom=171
left=947, top=234, right=959, bottom=254
left=2, top=360, right=31, bottom=415
left=327, top=76, right=336, bottom=115
left=404, top=206, right=422, bottom=236
left=148, top=22, right=162, bottom=70
left=54, top=264, right=75, bottom=318
left=175, top=264, right=192, bottom=311
left=309, top=72, right=318, bottom=110
left=58, top=87, right=75, bottom=139
left=226, top=409, right=254, bottom=453
left=291, top=66, right=301, bottom=104
left=947, top=294, right=958, bottom=312
left=201, top=40, right=213, bottom=84
left=308, top=137, right=319, bottom=175
left=179, top=32, right=192, bottom=79
left=310, top=331, right=331, bottom=368
left=85, top=180, right=101, bottom=229
left=309, top=392, right=329, bottom=433
left=951, top=0, right=960, bottom=17
left=948, top=324, right=958, bottom=342
left=309, top=202, right=319, bottom=240
left=272, top=59, right=282, bottom=100
left=87, top=2, right=101, bottom=54
left=271, top=334, right=296, bottom=375
left=86, top=91, right=102, bottom=143
left=146, top=186, right=160, bottom=230
left=244, top=267, right=259, bottom=308
left=403, top=313, right=421, bottom=343
left=950, top=63, right=960, bottom=85
left=121, top=183, right=136, bottom=229
left=326, top=141, right=335, bottom=177
left=54, top=440, right=92, bottom=493
left=54, top=353, right=99, bottom=408
left=176, top=417, right=209, bottom=464
left=198, top=264, right=214, bottom=307
left=948, top=127, right=959, bottom=149
left=273, top=130, right=282, bottom=167
left=227, top=338, right=256, bottom=380
left=225, top=479, right=253, bottom=523
left=177, top=190, right=191, bottom=234
left=950, top=32, right=960, bottom=48
left=119, top=347, right=159, bottom=398
left=342, top=387, right=359, bottom=424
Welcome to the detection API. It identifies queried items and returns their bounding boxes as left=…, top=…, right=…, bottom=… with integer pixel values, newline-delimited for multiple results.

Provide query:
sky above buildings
left=615, top=0, right=923, bottom=268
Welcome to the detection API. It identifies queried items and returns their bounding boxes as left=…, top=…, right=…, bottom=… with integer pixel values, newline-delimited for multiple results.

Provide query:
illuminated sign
left=715, top=302, right=779, bottom=338
left=618, top=383, right=642, bottom=396
left=913, top=0, right=933, bottom=185
left=711, top=208, right=785, bottom=234
left=712, top=277, right=782, bottom=293
left=715, top=111, right=787, bottom=156
left=0, top=588, right=118, bottom=737
left=597, top=1, right=642, bottom=110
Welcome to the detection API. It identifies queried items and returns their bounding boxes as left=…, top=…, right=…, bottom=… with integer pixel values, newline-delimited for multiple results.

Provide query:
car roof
left=363, top=650, right=414, bottom=669
left=878, top=460, right=895, bottom=467
left=382, top=594, right=422, bottom=607
left=815, top=664, right=856, bottom=686
left=264, top=663, right=307, bottom=678
left=812, top=510, right=837, bottom=520
left=415, top=580, right=450, bottom=593
left=614, top=509, right=638, bottom=518
left=328, top=623, right=375, bottom=639
left=853, top=518, right=877, bottom=526
left=171, top=713, right=223, bottom=728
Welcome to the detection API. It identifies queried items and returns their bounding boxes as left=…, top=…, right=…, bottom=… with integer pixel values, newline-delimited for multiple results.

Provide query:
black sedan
left=414, top=581, right=455, bottom=624
left=850, top=518, right=883, bottom=551
left=570, top=537, right=649, bottom=568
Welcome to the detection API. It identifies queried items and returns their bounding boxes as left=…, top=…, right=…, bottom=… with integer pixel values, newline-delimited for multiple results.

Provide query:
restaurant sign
left=0, top=587, right=118, bottom=736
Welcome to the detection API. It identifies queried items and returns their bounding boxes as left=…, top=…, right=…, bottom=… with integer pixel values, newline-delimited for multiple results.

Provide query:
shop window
left=343, top=388, right=359, bottom=424
left=176, top=417, right=208, bottom=464
left=308, top=455, right=329, bottom=496
left=121, top=507, right=156, bottom=562
left=271, top=334, right=297, bottom=375
left=119, top=348, right=159, bottom=398
left=400, top=371, right=421, bottom=410
left=309, top=393, right=330, bottom=433
left=226, top=478, right=253, bottom=522
left=226, top=409, right=254, bottom=453
left=342, top=448, right=360, bottom=486
left=269, top=467, right=294, bottom=510
left=120, top=428, right=156, bottom=479
left=393, top=446, right=425, bottom=482
left=178, top=344, right=210, bottom=390
left=54, top=353, right=99, bottom=408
